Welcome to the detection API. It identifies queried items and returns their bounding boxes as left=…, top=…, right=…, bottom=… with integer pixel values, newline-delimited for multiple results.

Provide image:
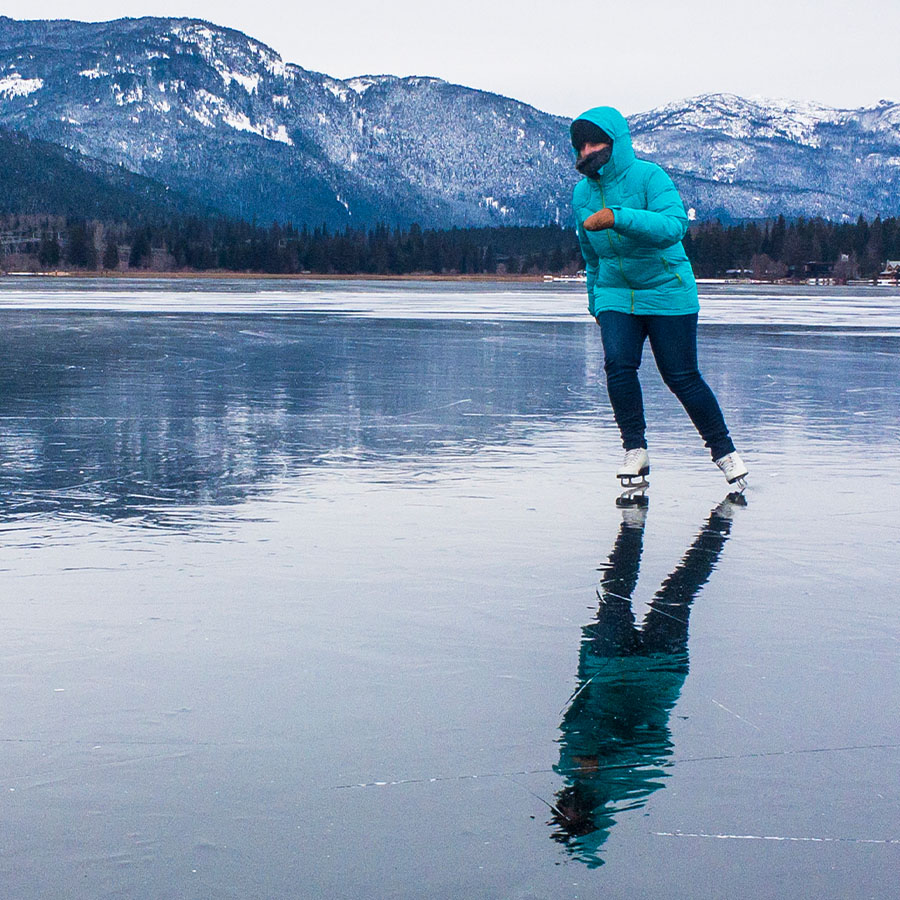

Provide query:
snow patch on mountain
left=220, top=69, right=260, bottom=94
left=323, top=78, right=351, bottom=102
left=112, top=82, right=143, bottom=106
left=223, top=111, right=292, bottom=144
left=482, top=196, right=510, bottom=215
left=185, top=87, right=292, bottom=144
left=347, top=77, right=377, bottom=95
left=170, top=22, right=219, bottom=56
left=248, top=42, right=292, bottom=81
left=0, top=73, right=43, bottom=98
left=186, top=88, right=219, bottom=127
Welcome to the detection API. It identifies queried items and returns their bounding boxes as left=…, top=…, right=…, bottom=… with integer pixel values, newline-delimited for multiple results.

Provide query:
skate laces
left=623, top=449, right=644, bottom=464
left=716, top=453, right=744, bottom=474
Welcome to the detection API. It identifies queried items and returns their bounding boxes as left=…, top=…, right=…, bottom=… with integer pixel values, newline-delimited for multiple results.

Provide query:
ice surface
left=3, top=278, right=900, bottom=329
left=0, top=280, right=898, bottom=898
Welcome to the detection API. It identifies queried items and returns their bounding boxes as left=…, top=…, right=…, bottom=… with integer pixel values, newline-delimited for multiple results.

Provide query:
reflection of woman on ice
left=551, top=497, right=740, bottom=865
left=570, top=106, right=748, bottom=487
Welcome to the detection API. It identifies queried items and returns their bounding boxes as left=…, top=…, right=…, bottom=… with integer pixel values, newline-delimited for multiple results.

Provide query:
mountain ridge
left=1, top=16, right=899, bottom=225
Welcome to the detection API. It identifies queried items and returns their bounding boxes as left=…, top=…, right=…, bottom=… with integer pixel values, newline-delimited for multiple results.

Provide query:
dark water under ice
left=1, top=279, right=898, bottom=899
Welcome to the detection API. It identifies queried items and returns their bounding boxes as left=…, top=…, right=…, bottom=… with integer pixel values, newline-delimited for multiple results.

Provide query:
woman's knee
left=602, top=336, right=643, bottom=376
left=604, top=354, right=640, bottom=379
left=661, top=367, right=702, bottom=395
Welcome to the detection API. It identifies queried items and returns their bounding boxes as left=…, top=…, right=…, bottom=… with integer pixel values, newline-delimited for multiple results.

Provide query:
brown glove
left=583, top=208, right=615, bottom=232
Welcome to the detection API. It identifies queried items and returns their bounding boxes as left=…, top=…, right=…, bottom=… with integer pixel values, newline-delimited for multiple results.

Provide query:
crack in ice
left=654, top=830, right=900, bottom=845
left=334, top=742, right=900, bottom=790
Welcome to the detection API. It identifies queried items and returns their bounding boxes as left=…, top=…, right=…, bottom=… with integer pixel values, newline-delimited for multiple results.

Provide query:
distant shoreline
left=0, top=270, right=549, bottom=283
left=4, top=271, right=898, bottom=288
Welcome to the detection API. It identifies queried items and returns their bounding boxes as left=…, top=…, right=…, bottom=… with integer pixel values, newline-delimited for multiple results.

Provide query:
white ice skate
left=714, top=451, right=748, bottom=490
left=617, top=448, right=650, bottom=488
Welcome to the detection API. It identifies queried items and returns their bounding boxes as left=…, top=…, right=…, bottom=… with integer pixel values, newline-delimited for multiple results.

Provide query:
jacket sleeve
left=608, top=166, right=689, bottom=248
left=575, top=215, right=599, bottom=300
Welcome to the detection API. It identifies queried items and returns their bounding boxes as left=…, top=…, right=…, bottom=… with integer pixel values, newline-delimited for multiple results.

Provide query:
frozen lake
left=1, top=279, right=898, bottom=899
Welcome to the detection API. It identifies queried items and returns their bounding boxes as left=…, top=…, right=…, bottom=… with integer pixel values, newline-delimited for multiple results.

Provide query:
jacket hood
left=572, top=106, right=635, bottom=181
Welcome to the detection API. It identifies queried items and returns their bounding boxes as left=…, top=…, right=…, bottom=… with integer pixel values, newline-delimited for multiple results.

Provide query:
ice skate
left=617, top=448, right=650, bottom=488
left=714, top=451, right=748, bottom=490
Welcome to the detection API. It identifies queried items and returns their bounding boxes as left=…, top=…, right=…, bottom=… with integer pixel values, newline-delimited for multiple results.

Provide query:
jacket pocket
left=659, top=256, right=684, bottom=286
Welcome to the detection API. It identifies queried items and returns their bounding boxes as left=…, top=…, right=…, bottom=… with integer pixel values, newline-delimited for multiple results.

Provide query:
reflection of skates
left=616, top=483, right=649, bottom=509
left=713, top=491, right=748, bottom=520
left=619, top=499, right=649, bottom=528
left=714, top=451, right=748, bottom=491
left=617, top=448, right=650, bottom=488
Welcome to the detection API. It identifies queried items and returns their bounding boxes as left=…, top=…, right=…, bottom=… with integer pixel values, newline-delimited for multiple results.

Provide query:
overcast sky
left=17, top=0, right=900, bottom=117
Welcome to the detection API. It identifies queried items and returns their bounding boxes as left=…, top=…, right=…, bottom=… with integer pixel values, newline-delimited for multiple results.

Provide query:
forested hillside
left=0, top=128, right=211, bottom=220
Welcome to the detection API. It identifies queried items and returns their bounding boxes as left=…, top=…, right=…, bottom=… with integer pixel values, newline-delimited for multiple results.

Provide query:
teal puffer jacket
left=572, top=106, right=699, bottom=317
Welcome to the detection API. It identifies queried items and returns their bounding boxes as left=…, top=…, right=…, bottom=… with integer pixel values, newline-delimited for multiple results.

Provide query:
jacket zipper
left=599, top=182, right=634, bottom=311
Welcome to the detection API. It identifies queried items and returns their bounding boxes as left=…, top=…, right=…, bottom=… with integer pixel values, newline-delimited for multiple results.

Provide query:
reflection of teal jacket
left=553, top=651, right=685, bottom=866
left=572, top=106, right=699, bottom=317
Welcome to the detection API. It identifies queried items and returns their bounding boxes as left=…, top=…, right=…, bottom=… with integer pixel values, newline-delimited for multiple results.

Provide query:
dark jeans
left=596, top=311, right=735, bottom=459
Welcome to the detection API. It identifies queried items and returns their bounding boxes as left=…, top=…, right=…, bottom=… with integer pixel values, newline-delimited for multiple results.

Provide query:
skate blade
left=618, top=473, right=650, bottom=488
left=728, top=475, right=748, bottom=491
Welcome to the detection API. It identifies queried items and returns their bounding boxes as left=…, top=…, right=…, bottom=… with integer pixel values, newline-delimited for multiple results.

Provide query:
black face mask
left=575, top=145, right=612, bottom=178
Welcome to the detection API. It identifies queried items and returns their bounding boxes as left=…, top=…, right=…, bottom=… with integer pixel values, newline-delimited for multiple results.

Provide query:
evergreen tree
left=38, top=232, right=61, bottom=269
left=770, top=215, right=786, bottom=260
left=484, top=243, right=498, bottom=273
left=102, top=235, right=120, bottom=270
left=863, top=216, right=884, bottom=276
left=66, top=221, right=97, bottom=269
left=129, top=229, right=152, bottom=268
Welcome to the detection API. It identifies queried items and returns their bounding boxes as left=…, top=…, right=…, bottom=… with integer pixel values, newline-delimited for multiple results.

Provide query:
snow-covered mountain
left=629, top=93, right=900, bottom=221
left=1, top=16, right=899, bottom=225
left=0, top=16, right=572, bottom=227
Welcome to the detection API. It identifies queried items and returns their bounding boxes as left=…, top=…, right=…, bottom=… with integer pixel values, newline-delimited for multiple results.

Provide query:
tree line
left=1, top=217, right=582, bottom=276
left=2, top=213, right=899, bottom=278
left=685, top=215, right=900, bottom=279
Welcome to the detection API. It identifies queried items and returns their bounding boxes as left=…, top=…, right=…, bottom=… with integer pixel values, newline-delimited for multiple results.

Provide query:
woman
left=571, top=106, right=747, bottom=489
